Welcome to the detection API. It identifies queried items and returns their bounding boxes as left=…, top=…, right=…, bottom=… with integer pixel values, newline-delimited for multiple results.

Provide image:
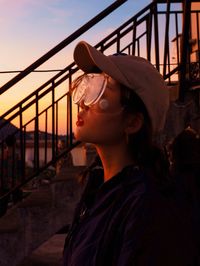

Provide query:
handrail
left=0, top=140, right=81, bottom=201
left=94, top=2, right=154, bottom=48
left=0, top=63, right=78, bottom=129
left=0, top=0, right=127, bottom=95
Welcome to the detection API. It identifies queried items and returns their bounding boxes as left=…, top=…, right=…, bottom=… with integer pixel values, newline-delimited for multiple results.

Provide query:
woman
left=63, top=41, right=198, bottom=265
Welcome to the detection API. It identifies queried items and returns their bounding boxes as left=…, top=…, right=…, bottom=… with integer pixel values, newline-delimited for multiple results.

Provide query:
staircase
left=0, top=0, right=200, bottom=265
left=0, top=164, right=84, bottom=266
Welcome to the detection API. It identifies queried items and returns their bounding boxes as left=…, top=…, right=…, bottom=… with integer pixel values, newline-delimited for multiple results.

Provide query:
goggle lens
left=72, top=74, right=107, bottom=106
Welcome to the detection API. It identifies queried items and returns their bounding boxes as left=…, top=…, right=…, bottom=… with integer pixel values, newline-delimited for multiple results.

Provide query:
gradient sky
left=0, top=0, right=151, bottom=73
left=0, top=1, right=151, bottom=101
left=0, top=0, right=152, bottom=132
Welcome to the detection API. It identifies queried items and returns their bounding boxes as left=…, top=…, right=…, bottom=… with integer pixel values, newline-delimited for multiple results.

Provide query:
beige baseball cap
left=73, top=41, right=169, bottom=133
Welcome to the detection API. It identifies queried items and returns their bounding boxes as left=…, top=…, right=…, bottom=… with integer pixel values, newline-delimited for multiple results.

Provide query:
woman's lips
left=76, top=115, right=84, bottom=126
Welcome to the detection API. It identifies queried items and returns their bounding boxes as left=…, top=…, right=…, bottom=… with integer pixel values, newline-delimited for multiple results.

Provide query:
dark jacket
left=63, top=165, right=199, bottom=266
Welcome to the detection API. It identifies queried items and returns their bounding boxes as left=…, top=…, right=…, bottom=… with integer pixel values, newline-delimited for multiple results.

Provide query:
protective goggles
left=72, top=73, right=108, bottom=106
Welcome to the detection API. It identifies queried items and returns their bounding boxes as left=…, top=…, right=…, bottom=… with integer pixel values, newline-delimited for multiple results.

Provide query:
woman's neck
left=95, top=142, right=135, bottom=182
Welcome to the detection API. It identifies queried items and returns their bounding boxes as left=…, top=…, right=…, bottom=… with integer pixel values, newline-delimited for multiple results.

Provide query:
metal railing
left=0, top=0, right=199, bottom=212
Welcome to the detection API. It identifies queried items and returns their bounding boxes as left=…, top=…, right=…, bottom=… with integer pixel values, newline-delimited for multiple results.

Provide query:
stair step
left=18, top=188, right=52, bottom=208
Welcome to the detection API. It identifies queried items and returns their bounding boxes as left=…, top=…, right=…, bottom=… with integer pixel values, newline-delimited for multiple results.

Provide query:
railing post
left=163, top=0, right=171, bottom=78
left=175, top=13, right=180, bottom=67
left=56, top=102, right=59, bottom=156
left=45, top=110, right=48, bottom=165
left=67, top=94, right=73, bottom=147
left=137, top=40, right=140, bottom=57
left=178, top=0, right=191, bottom=102
left=66, top=70, right=73, bottom=147
left=146, top=12, right=152, bottom=62
left=153, top=2, right=160, bottom=72
left=19, top=106, right=25, bottom=182
left=117, top=32, right=121, bottom=53
left=34, top=92, right=39, bottom=171
left=132, top=20, right=136, bottom=55
left=52, top=81, right=55, bottom=162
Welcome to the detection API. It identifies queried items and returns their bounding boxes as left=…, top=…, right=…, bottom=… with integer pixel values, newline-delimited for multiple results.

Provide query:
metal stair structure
left=0, top=1, right=200, bottom=265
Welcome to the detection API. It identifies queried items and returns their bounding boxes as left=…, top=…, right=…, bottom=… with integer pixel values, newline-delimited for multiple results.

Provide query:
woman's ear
left=125, top=113, right=144, bottom=134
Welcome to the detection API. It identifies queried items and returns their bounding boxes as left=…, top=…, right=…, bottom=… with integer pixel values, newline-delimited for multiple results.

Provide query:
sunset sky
left=0, top=0, right=159, bottom=133
left=0, top=0, right=151, bottom=76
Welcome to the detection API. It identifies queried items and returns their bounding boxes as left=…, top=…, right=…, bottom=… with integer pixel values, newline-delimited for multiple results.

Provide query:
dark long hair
left=120, top=84, right=170, bottom=189
left=120, top=84, right=153, bottom=166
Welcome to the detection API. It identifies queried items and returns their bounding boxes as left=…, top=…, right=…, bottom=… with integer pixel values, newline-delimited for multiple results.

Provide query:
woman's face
left=74, top=74, right=127, bottom=145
